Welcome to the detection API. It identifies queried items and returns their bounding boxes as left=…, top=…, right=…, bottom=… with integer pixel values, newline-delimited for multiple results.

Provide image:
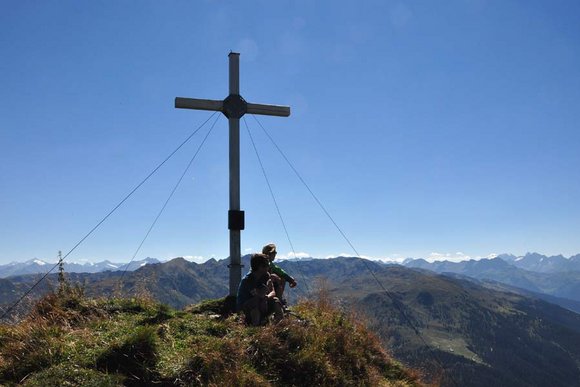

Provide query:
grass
left=0, top=287, right=423, bottom=386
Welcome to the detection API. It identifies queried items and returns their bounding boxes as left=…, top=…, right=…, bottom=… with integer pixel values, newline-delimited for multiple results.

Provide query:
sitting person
left=236, top=253, right=284, bottom=326
left=262, top=243, right=297, bottom=302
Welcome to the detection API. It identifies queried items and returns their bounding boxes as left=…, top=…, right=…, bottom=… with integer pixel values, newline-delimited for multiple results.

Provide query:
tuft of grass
left=139, top=303, right=174, bottom=325
left=177, top=337, right=242, bottom=385
left=0, top=322, right=65, bottom=383
left=29, top=285, right=105, bottom=328
left=100, top=297, right=156, bottom=315
left=184, top=295, right=236, bottom=317
left=96, top=325, right=159, bottom=384
left=21, top=363, right=123, bottom=387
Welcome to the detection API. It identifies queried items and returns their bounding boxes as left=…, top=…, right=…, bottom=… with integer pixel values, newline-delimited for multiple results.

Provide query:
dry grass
left=0, top=286, right=424, bottom=386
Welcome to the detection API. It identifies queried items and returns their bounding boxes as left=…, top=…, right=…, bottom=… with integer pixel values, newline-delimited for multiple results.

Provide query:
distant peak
left=166, top=257, right=192, bottom=266
left=524, top=252, right=545, bottom=258
left=25, top=258, right=48, bottom=266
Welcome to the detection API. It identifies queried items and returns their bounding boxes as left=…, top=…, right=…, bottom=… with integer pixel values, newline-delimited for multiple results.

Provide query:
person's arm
left=266, top=277, right=277, bottom=299
left=255, top=282, right=269, bottom=297
left=271, top=263, right=295, bottom=283
left=236, top=277, right=252, bottom=310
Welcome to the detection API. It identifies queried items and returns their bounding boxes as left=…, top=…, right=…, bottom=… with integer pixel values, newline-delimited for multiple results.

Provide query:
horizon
left=6, top=250, right=580, bottom=267
left=2, top=2, right=579, bottom=265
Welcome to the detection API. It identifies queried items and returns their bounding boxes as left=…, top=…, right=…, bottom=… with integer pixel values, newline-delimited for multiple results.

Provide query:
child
left=262, top=243, right=297, bottom=301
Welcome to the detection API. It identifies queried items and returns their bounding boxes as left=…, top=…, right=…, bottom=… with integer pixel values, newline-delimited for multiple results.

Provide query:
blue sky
left=1, top=1, right=579, bottom=265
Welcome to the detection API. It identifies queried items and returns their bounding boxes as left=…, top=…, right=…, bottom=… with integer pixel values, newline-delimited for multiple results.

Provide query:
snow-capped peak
left=69, top=259, right=94, bottom=266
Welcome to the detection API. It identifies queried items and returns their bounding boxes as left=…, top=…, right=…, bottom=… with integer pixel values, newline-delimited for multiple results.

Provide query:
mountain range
left=403, top=254, right=580, bottom=307
left=0, top=257, right=160, bottom=278
left=3, top=251, right=578, bottom=277
left=2, top=255, right=580, bottom=386
left=497, top=252, right=580, bottom=273
left=403, top=252, right=580, bottom=273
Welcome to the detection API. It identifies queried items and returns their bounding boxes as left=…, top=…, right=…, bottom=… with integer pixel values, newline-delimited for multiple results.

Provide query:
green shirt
left=269, top=261, right=294, bottom=283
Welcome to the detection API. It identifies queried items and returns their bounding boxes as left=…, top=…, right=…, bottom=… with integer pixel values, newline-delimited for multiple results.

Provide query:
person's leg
left=258, top=297, right=268, bottom=324
left=243, top=297, right=264, bottom=326
left=267, top=297, right=284, bottom=322
left=278, top=278, right=286, bottom=299
left=273, top=300, right=283, bottom=322
left=270, top=274, right=287, bottom=299
left=249, top=307, right=261, bottom=326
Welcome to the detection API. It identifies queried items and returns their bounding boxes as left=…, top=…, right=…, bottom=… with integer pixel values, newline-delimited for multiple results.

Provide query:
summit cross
left=175, top=52, right=291, bottom=297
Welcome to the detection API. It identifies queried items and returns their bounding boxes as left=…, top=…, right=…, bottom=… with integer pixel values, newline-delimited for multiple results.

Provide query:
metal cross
left=175, top=52, right=290, bottom=297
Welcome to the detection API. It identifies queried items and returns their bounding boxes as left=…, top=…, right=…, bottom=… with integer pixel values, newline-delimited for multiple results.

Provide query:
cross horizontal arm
left=247, top=103, right=290, bottom=117
left=175, top=97, right=223, bottom=112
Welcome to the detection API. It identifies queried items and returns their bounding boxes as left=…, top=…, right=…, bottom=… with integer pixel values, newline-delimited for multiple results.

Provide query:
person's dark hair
left=250, top=253, right=269, bottom=272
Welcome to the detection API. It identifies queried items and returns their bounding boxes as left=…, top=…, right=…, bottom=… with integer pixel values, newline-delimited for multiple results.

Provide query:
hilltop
left=0, top=288, right=421, bottom=386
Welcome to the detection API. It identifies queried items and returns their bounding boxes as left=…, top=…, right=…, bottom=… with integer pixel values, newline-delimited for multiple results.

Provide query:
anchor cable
left=251, top=114, right=460, bottom=387
left=0, top=112, right=218, bottom=320
left=250, top=115, right=360, bottom=258
left=118, top=114, right=221, bottom=285
left=243, top=117, right=311, bottom=297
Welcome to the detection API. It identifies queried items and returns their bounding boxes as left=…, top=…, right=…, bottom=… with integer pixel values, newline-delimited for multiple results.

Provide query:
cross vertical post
left=175, top=52, right=290, bottom=297
left=227, top=53, right=242, bottom=297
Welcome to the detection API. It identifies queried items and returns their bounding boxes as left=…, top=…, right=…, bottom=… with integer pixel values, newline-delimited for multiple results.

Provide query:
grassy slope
left=0, top=289, right=421, bottom=387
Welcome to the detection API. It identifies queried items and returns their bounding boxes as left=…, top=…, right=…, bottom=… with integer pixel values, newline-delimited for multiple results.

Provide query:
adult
left=236, top=253, right=283, bottom=325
